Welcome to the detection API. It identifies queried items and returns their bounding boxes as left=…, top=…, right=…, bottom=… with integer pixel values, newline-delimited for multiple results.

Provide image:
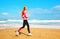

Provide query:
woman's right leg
left=16, top=20, right=26, bottom=36
left=18, top=20, right=26, bottom=32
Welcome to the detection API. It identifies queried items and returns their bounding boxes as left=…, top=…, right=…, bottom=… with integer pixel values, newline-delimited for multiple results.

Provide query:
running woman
left=16, top=6, right=32, bottom=36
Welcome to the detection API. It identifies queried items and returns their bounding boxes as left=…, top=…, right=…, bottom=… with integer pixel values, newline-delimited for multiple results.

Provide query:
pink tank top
left=22, top=11, right=28, bottom=20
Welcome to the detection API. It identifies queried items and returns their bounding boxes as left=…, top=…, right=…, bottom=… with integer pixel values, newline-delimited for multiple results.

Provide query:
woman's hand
left=26, top=13, right=29, bottom=18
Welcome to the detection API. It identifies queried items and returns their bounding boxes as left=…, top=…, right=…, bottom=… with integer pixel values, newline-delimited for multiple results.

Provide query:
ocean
left=0, top=20, right=60, bottom=29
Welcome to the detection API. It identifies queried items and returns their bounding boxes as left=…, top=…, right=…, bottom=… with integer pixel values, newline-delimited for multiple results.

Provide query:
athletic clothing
left=18, top=10, right=30, bottom=33
left=22, top=11, right=28, bottom=20
left=18, top=20, right=30, bottom=33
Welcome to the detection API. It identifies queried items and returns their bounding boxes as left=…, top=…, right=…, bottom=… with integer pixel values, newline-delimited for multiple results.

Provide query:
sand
left=0, top=28, right=60, bottom=39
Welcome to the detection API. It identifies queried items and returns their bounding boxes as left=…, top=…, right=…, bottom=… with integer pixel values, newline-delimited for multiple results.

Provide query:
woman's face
left=24, top=7, right=27, bottom=10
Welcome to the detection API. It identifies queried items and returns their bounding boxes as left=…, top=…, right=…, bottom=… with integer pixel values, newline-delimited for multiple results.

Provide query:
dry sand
left=0, top=28, right=60, bottom=39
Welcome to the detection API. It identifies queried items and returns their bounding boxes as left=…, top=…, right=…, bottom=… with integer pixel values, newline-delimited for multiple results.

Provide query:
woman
left=16, top=6, right=32, bottom=36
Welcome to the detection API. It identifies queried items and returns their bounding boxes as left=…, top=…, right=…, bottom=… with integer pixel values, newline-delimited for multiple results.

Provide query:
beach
left=0, top=20, right=60, bottom=39
left=0, top=28, right=60, bottom=39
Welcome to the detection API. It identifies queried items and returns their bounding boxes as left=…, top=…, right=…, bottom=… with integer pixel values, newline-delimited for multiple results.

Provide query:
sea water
left=0, top=20, right=60, bottom=29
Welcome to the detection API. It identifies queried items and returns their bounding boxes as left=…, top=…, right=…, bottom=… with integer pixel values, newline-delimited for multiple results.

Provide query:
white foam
left=0, top=24, right=60, bottom=29
left=30, top=25, right=60, bottom=29
left=0, top=20, right=60, bottom=23
left=0, top=20, right=60, bottom=29
left=0, top=21, right=7, bottom=23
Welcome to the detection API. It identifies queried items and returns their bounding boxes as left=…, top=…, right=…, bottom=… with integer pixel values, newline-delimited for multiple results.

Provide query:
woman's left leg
left=26, top=20, right=32, bottom=36
left=26, top=20, right=30, bottom=33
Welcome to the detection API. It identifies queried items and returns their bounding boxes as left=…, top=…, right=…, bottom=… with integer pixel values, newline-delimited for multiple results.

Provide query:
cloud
left=28, top=8, right=52, bottom=19
left=2, top=12, right=9, bottom=16
left=28, top=5, right=60, bottom=14
left=27, top=5, right=60, bottom=20
left=53, top=5, right=60, bottom=10
left=28, top=5, right=60, bottom=15
left=51, top=5, right=60, bottom=13
left=0, top=12, right=9, bottom=20
left=28, top=8, right=51, bottom=14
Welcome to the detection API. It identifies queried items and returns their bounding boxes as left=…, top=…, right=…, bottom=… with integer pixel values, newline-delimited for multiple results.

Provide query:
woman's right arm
left=22, top=11, right=24, bottom=18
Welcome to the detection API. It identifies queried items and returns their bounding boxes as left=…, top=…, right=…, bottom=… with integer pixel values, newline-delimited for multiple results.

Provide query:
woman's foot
left=16, top=32, right=19, bottom=36
left=28, top=33, right=32, bottom=36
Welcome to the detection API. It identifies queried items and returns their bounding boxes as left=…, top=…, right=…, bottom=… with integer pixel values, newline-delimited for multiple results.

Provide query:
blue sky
left=0, top=0, right=60, bottom=20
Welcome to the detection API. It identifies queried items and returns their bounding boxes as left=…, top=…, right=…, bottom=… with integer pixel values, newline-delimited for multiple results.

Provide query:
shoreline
left=0, top=24, right=60, bottom=29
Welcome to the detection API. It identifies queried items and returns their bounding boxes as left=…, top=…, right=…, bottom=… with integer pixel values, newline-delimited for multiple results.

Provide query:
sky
left=0, top=0, right=60, bottom=20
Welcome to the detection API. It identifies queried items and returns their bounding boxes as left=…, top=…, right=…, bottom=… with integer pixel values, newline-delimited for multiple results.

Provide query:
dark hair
left=23, top=6, right=27, bottom=10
